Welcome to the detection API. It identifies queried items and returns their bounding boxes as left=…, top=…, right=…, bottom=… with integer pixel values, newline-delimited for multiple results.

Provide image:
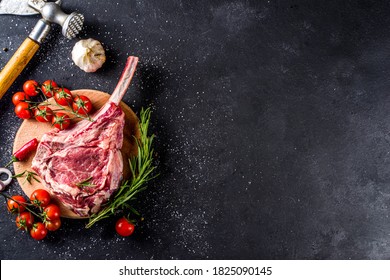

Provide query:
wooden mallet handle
left=0, top=38, right=40, bottom=99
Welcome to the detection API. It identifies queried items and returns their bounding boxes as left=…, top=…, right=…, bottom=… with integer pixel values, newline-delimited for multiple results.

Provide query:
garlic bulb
left=71, top=38, right=106, bottom=73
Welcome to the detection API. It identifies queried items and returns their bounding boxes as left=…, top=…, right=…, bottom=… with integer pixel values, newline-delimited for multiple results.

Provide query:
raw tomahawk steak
left=32, top=56, right=139, bottom=217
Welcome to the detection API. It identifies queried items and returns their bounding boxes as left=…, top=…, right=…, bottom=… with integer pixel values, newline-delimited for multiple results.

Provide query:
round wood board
left=13, top=89, right=139, bottom=219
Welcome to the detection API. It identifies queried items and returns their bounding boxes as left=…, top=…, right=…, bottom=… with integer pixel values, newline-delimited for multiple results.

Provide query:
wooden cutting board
left=13, top=89, right=140, bottom=219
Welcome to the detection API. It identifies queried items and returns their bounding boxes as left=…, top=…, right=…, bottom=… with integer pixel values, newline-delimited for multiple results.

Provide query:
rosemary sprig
left=0, top=193, right=42, bottom=219
left=75, top=176, right=96, bottom=188
left=86, top=107, right=158, bottom=228
left=52, top=99, right=94, bottom=122
left=12, top=170, right=41, bottom=185
left=37, top=91, right=94, bottom=122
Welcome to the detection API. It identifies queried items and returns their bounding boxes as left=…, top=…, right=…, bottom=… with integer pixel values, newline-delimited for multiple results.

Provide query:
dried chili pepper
left=5, top=138, right=38, bottom=167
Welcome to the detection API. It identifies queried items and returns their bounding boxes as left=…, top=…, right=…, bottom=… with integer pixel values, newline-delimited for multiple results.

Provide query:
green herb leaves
left=86, top=108, right=158, bottom=228
left=12, top=170, right=40, bottom=185
left=75, top=176, right=96, bottom=188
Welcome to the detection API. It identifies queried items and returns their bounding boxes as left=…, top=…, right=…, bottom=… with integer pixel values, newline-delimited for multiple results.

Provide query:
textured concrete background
left=1, top=0, right=390, bottom=259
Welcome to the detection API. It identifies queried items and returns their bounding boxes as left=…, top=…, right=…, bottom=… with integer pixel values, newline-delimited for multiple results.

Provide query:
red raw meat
left=32, top=56, right=139, bottom=217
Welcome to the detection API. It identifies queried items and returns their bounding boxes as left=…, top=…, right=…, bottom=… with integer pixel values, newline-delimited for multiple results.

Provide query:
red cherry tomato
left=115, top=217, right=135, bottom=237
left=14, top=102, right=32, bottom=119
left=7, top=195, right=27, bottom=213
left=72, top=95, right=93, bottom=116
left=54, top=87, right=73, bottom=106
left=43, top=204, right=61, bottom=221
left=30, top=222, right=48, bottom=240
left=16, top=212, right=34, bottom=231
left=34, top=106, right=54, bottom=123
left=23, top=80, right=39, bottom=96
left=30, top=189, right=51, bottom=207
left=45, top=219, right=61, bottom=231
left=52, top=112, right=71, bottom=130
left=12, top=91, right=30, bottom=105
left=41, top=80, right=58, bottom=98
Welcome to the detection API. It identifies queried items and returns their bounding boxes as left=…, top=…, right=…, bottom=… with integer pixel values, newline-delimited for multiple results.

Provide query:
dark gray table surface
left=1, top=0, right=390, bottom=260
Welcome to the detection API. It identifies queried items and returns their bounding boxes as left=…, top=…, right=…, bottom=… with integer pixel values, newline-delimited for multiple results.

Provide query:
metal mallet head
left=0, top=0, right=85, bottom=99
left=28, top=0, right=84, bottom=42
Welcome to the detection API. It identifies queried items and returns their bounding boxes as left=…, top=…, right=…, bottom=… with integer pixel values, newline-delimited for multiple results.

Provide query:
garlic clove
left=71, top=38, right=106, bottom=73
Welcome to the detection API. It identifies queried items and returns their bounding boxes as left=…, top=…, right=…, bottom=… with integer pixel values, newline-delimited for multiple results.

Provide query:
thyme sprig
left=86, top=107, right=158, bottom=228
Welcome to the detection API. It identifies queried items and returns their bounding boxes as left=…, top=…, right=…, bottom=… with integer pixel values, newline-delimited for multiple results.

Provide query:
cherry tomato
left=72, top=95, right=93, bottom=116
left=30, top=189, right=51, bottom=207
left=7, top=195, right=27, bottom=213
left=14, top=102, right=32, bottom=119
left=23, top=80, right=39, bottom=97
left=30, top=222, right=48, bottom=240
left=52, top=112, right=71, bottom=130
left=41, top=80, right=58, bottom=98
left=43, top=204, right=61, bottom=221
left=115, top=217, right=135, bottom=237
left=16, top=212, right=34, bottom=231
left=45, top=218, right=61, bottom=231
left=12, top=91, right=30, bottom=105
left=34, top=106, right=54, bottom=123
left=54, top=87, right=73, bottom=106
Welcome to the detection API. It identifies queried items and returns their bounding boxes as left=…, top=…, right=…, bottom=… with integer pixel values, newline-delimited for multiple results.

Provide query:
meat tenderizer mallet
left=0, top=0, right=84, bottom=99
